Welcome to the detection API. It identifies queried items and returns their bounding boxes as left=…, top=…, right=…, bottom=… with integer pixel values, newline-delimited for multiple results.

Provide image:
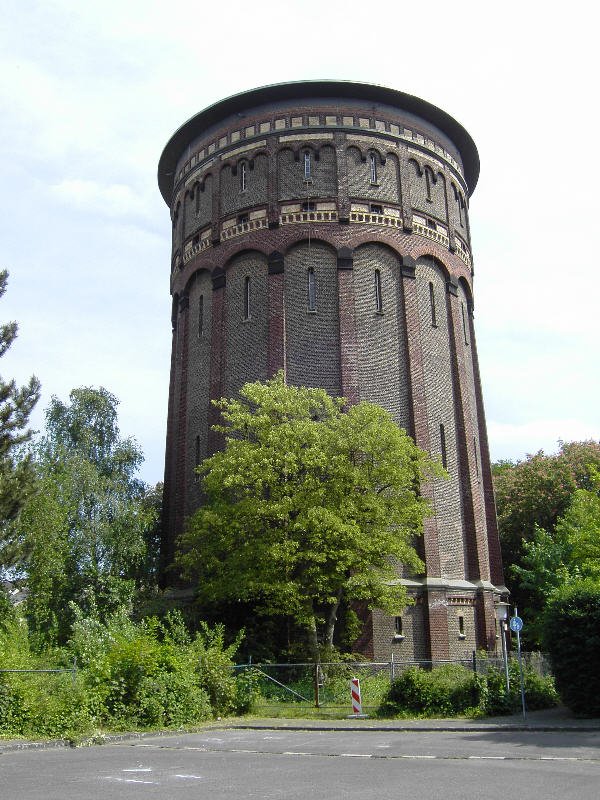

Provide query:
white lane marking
left=174, top=774, right=204, bottom=779
left=469, top=756, right=506, bottom=760
left=104, top=777, right=157, bottom=784
left=122, top=768, right=152, bottom=772
left=340, top=753, right=372, bottom=758
left=283, top=751, right=312, bottom=756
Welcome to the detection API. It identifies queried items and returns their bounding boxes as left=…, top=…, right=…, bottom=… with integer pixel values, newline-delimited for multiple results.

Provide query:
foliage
left=379, top=665, right=478, bottom=717
left=493, top=441, right=600, bottom=645
left=474, top=660, right=558, bottom=716
left=377, top=661, right=558, bottom=718
left=0, top=611, right=250, bottom=740
left=11, top=388, right=158, bottom=645
left=0, top=271, right=40, bottom=558
left=542, top=581, right=600, bottom=716
left=180, top=373, right=441, bottom=657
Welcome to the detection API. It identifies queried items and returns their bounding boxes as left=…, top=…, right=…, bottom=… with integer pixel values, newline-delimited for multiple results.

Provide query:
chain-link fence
left=233, top=652, right=552, bottom=711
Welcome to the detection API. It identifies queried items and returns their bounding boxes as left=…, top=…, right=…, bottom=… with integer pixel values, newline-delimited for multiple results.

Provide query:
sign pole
left=510, top=608, right=526, bottom=720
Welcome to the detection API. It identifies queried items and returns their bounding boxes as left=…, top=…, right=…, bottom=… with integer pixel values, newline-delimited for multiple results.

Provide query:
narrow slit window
left=394, top=616, right=403, bottom=636
left=429, top=282, right=437, bottom=327
left=425, top=167, right=433, bottom=201
left=474, top=437, right=479, bottom=476
left=198, top=294, right=204, bottom=337
left=194, top=435, right=200, bottom=482
left=244, top=276, right=251, bottom=319
left=369, top=152, right=378, bottom=184
left=240, top=161, right=247, bottom=192
left=440, top=423, right=447, bottom=469
left=374, top=270, right=383, bottom=313
left=304, top=151, right=311, bottom=179
left=461, top=302, right=469, bottom=344
left=307, top=268, right=316, bottom=311
left=458, top=616, right=465, bottom=637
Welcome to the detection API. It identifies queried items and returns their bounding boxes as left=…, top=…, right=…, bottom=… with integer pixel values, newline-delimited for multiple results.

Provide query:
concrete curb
left=3, top=715, right=600, bottom=752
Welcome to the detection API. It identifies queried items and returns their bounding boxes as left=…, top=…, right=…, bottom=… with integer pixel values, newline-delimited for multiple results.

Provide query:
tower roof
left=158, top=80, right=480, bottom=206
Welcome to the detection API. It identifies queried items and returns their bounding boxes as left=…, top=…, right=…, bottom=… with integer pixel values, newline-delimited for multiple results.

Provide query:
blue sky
left=1, top=0, right=597, bottom=485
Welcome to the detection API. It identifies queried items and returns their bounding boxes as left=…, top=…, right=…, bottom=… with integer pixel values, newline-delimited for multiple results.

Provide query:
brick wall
left=284, top=241, right=341, bottom=396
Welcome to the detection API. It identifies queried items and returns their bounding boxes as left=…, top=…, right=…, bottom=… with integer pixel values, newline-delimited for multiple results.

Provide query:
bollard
left=348, top=677, right=369, bottom=718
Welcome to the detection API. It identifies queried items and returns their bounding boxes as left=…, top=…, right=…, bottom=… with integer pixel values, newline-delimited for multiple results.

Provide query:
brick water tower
left=157, top=81, right=507, bottom=660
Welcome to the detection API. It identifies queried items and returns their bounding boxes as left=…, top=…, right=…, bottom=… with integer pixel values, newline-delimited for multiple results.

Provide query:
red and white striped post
left=349, top=677, right=368, bottom=718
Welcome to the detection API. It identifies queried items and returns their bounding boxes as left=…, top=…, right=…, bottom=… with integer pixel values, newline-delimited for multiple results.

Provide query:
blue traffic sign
left=510, top=615, right=523, bottom=632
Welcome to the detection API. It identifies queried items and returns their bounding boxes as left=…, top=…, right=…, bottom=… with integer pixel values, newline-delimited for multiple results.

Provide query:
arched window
left=198, top=294, right=204, bottom=337
left=369, top=152, right=378, bottom=184
left=304, top=151, right=311, bottom=180
left=244, top=276, right=251, bottom=319
left=429, top=281, right=437, bottom=327
left=307, top=268, right=316, bottom=311
left=374, top=270, right=383, bottom=313
left=240, top=161, right=247, bottom=192
left=461, top=302, right=469, bottom=344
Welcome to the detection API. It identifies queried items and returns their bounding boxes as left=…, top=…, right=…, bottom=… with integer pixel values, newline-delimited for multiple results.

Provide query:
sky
left=1, top=0, right=598, bottom=485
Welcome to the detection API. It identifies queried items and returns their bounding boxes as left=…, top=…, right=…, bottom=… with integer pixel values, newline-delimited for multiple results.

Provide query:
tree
left=502, top=456, right=600, bottom=646
left=543, top=581, right=600, bottom=716
left=13, top=388, right=157, bottom=644
left=492, top=441, right=600, bottom=644
left=0, top=270, right=40, bottom=541
left=179, top=374, right=441, bottom=658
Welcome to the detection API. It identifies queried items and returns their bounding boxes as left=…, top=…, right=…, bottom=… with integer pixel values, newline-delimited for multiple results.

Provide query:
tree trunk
left=323, top=589, right=343, bottom=652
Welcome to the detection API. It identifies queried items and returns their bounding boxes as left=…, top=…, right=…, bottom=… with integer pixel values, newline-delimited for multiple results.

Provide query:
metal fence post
left=472, top=650, right=477, bottom=674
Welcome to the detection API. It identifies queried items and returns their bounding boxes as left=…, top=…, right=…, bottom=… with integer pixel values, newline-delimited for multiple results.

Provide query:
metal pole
left=472, top=650, right=477, bottom=674
left=514, top=607, right=526, bottom=719
left=314, top=662, right=320, bottom=709
left=390, top=652, right=395, bottom=683
left=501, top=619, right=510, bottom=693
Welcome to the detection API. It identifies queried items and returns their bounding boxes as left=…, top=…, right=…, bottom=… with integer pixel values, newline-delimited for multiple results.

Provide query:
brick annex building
left=157, top=81, right=507, bottom=661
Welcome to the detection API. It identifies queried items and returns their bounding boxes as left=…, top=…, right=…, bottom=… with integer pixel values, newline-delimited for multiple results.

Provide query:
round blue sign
left=509, top=616, right=523, bottom=632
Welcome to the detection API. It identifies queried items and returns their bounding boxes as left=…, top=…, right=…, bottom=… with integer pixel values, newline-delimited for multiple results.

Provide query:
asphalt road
left=2, top=728, right=599, bottom=799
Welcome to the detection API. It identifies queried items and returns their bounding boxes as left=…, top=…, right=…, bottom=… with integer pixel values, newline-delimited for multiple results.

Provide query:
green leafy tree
left=14, top=388, right=157, bottom=644
left=543, top=581, right=600, bottom=716
left=507, top=463, right=600, bottom=645
left=0, top=271, right=40, bottom=551
left=179, top=374, right=441, bottom=658
left=493, top=440, right=600, bottom=643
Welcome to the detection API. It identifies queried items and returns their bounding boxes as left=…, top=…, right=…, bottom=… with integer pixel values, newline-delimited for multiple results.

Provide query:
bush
left=379, top=665, right=478, bottom=717
left=378, top=661, right=558, bottom=718
left=542, top=580, right=600, bottom=716
left=1, top=610, right=251, bottom=739
left=475, top=660, right=558, bottom=716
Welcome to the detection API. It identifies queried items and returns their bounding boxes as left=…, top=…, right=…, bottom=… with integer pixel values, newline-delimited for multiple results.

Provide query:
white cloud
left=50, top=179, right=148, bottom=219
left=488, top=419, right=599, bottom=464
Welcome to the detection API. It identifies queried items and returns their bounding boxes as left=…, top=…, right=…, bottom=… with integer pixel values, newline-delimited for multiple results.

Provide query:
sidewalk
left=223, top=705, right=600, bottom=733
left=2, top=706, right=599, bottom=752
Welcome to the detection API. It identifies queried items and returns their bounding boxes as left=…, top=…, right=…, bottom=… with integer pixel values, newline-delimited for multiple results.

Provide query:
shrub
left=379, top=665, right=478, bottom=717
left=378, top=661, right=558, bottom=718
left=475, top=660, right=558, bottom=716
left=542, top=580, right=600, bottom=716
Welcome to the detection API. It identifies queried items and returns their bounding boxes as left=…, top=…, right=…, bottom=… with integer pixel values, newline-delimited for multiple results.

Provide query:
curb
left=3, top=719, right=600, bottom=752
